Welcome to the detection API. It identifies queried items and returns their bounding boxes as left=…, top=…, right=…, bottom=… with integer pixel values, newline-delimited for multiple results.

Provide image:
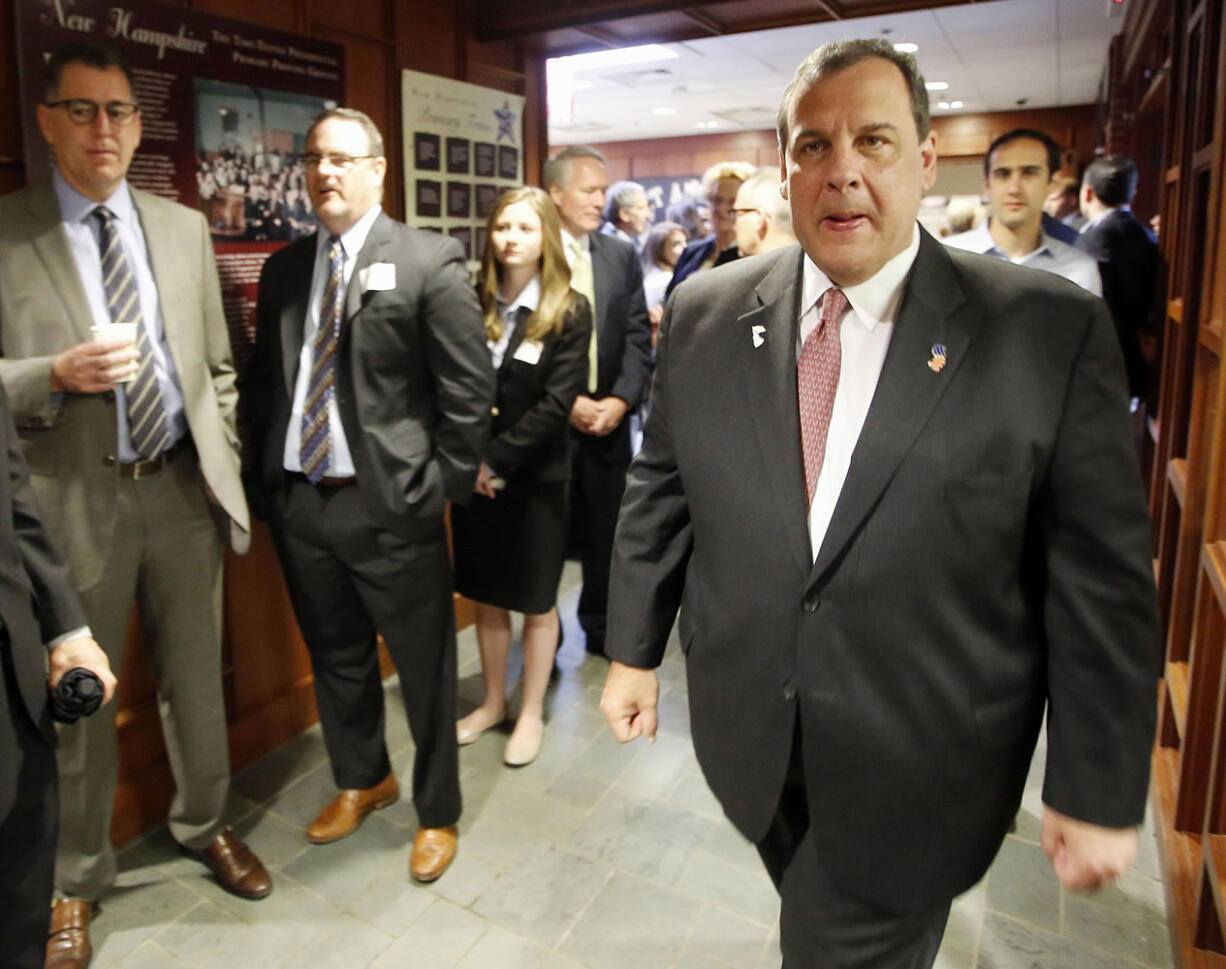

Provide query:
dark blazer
left=584, top=232, right=653, bottom=463
left=1076, top=208, right=1158, bottom=397
left=0, top=380, right=86, bottom=754
left=245, top=213, right=494, bottom=533
left=488, top=294, right=592, bottom=483
left=607, top=229, right=1160, bottom=912
left=664, top=235, right=739, bottom=300
left=1042, top=211, right=1079, bottom=246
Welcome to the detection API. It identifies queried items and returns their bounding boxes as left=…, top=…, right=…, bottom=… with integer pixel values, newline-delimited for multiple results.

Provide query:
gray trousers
left=54, top=447, right=228, bottom=900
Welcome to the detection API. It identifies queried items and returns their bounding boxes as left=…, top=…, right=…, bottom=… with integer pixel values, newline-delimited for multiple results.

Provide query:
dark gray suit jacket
left=607, top=228, right=1160, bottom=910
left=245, top=213, right=494, bottom=535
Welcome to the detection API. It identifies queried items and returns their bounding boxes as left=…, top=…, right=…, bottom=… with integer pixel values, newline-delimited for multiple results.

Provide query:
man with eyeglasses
left=245, top=108, right=492, bottom=883
left=732, top=168, right=798, bottom=258
left=0, top=42, right=269, bottom=969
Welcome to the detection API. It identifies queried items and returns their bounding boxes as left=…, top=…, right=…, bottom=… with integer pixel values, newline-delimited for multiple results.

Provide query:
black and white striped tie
left=93, top=206, right=170, bottom=459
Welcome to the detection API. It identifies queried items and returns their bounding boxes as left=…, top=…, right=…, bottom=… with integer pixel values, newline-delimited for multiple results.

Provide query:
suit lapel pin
left=927, top=342, right=948, bottom=373
left=751, top=324, right=766, bottom=349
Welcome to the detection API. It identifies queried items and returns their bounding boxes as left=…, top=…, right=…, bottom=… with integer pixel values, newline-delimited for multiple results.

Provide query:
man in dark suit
left=1076, top=154, right=1158, bottom=400
left=246, top=108, right=493, bottom=882
left=0, top=382, right=115, bottom=969
left=601, top=39, right=1159, bottom=968
left=543, top=148, right=652, bottom=657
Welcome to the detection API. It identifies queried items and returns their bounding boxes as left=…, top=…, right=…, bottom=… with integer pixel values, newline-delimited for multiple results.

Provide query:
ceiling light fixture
left=925, top=81, right=949, bottom=91
left=951, top=100, right=963, bottom=109
left=937, top=101, right=951, bottom=110
left=652, top=107, right=677, bottom=116
left=894, top=42, right=919, bottom=53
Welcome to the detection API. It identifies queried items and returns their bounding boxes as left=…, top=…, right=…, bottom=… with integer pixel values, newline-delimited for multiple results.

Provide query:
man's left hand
left=48, top=636, right=117, bottom=705
left=1040, top=806, right=1138, bottom=891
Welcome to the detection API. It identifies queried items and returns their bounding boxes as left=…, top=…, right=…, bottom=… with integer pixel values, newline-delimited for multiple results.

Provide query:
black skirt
left=451, top=479, right=568, bottom=614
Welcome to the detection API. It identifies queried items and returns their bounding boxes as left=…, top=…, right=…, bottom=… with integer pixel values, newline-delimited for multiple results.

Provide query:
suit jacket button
left=102, top=455, right=116, bottom=466
left=782, top=678, right=797, bottom=701
left=102, top=391, right=116, bottom=403
left=491, top=405, right=500, bottom=416
left=802, top=595, right=819, bottom=613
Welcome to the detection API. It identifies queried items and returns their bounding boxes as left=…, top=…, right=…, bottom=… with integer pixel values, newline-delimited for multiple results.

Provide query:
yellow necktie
left=569, top=238, right=598, bottom=393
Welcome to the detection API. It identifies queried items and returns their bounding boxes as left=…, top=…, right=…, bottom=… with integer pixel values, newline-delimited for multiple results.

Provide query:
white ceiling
left=548, top=0, right=1125, bottom=145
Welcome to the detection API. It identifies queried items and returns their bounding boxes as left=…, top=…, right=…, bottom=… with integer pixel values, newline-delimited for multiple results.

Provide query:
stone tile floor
left=89, top=563, right=1173, bottom=968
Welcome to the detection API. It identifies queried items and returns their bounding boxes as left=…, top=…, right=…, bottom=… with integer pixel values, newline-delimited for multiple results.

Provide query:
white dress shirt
left=489, top=275, right=540, bottom=368
left=283, top=204, right=382, bottom=476
left=944, top=219, right=1102, bottom=297
left=802, top=225, right=921, bottom=561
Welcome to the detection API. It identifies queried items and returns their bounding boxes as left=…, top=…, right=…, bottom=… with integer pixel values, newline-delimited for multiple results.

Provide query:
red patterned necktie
left=798, top=287, right=848, bottom=504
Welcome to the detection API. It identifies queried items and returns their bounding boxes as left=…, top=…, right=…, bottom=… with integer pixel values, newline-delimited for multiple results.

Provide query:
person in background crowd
left=641, top=220, right=687, bottom=336
left=945, top=128, right=1101, bottom=295
left=542, top=146, right=652, bottom=660
left=1045, top=172, right=1086, bottom=232
left=245, top=107, right=493, bottom=884
left=665, top=196, right=710, bottom=243
left=0, top=42, right=267, bottom=969
left=733, top=168, right=798, bottom=257
left=601, top=180, right=653, bottom=253
left=1076, top=154, right=1159, bottom=402
left=666, top=160, right=757, bottom=298
left=452, top=187, right=592, bottom=767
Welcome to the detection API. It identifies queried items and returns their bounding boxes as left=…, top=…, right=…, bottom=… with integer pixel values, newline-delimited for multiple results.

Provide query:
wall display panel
left=402, top=68, right=523, bottom=263
left=14, top=0, right=344, bottom=455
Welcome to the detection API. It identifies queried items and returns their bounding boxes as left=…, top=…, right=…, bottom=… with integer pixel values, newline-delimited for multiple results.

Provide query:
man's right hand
left=600, top=660, right=659, bottom=745
left=51, top=340, right=139, bottom=394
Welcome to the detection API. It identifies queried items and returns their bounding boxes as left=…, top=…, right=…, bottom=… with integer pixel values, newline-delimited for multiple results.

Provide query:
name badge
left=360, top=262, right=396, bottom=292
left=512, top=339, right=544, bottom=365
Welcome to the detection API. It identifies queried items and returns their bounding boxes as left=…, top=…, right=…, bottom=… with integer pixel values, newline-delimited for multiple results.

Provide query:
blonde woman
left=452, top=187, right=592, bottom=766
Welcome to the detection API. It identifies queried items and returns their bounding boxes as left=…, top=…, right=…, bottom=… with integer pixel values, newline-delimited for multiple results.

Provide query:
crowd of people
left=0, top=36, right=1163, bottom=969
left=195, top=145, right=315, bottom=241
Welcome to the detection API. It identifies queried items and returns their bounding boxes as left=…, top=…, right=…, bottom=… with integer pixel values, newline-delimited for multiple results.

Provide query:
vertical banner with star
left=401, top=69, right=524, bottom=266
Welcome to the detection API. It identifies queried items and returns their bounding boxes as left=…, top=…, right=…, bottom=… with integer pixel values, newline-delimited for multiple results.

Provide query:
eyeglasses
left=43, top=99, right=140, bottom=126
left=731, top=207, right=763, bottom=220
left=300, top=153, right=376, bottom=173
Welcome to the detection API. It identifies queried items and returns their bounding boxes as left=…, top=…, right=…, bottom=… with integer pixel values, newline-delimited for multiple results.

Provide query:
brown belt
left=118, top=439, right=187, bottom=479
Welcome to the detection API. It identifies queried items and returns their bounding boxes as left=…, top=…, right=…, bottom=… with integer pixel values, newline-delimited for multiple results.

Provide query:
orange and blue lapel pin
left=927, top=343, right=947, bottom=373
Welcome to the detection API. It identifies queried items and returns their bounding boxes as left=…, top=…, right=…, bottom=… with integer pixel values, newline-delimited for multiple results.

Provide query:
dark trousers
left=568, top=432, right=630, bottom=653
left=269, top=478, right=460, bottom=828
left=0, top=637, right=57, bottom=969
left=757, top=723, right=950, bottom=969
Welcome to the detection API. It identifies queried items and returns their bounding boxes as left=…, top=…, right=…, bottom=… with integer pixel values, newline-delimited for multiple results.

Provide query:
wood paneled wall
left=567, top=103, right=1099, bottom=187
left=0, top=0, right=543, bottom=846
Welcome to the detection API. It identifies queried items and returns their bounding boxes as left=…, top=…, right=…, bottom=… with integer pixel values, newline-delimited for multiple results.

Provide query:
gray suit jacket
left=0, top=183, right=250, bottom=589
left=607, top=229, right=1160, bottom=910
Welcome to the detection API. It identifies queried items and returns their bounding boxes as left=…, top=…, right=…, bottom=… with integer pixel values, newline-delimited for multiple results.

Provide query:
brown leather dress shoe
left=192, top=828, right=273, bottom=900
left=46, top=898, right=95, bottom=969
left=307, top=771, right=399, bottom=844
left=409, top=825, right=458, bottom=883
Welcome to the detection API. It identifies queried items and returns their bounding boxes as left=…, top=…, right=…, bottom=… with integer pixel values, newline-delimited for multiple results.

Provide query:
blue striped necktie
left=300, top=235, right=344, bottom=483
left=92, top=206, right=170, bottom=459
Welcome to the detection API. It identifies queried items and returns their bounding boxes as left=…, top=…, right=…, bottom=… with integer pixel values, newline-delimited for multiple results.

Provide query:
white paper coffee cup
left=91, top=322, right=138, bottom=383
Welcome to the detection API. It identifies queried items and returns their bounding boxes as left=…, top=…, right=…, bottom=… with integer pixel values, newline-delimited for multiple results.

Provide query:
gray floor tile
left=984, top=837, right=1061, bottom=931
left=111, top=940, right=192, bottom=969
left=281, top=913, right=396, bottom=969
left=471, top=844, right=609, bottom=947
left=280, top=814, right=407, bottom=908
left=672, top=850, right=779, bottom=927
left=1062, top=871, right=1172, bottom=967
left=368, top=898, right=486, bottom=969
left=977, top=911, right=1147, bottom=969
left=567, top=789, right=716, bottom=885
left=455, top=925, right=554, bottom=969
left=682, top=905, right=774, bottom=969
left=560, top=871, right=702, bottom=969
left=345, top=866, right=436, bottom=936
left=91, top=879, right=203, bottom=968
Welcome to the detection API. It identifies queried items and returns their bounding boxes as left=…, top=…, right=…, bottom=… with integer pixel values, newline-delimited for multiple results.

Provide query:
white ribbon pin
left=751, top=325, right=766, bottom=348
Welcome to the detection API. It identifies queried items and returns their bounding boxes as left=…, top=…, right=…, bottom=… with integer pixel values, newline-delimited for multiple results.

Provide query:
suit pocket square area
left=360, top=262, right=396, bottom=291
